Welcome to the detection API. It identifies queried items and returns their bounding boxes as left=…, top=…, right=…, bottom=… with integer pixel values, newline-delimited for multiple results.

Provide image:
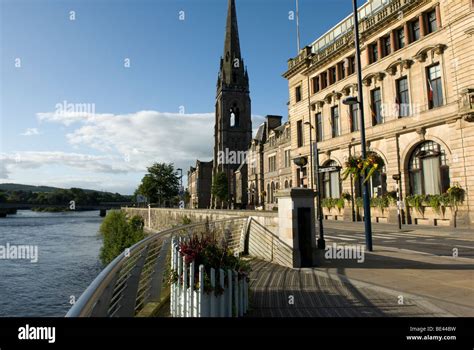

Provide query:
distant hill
left=0, top=183, right=61, bottom=193
left=0, top=183, right=125, bottom=195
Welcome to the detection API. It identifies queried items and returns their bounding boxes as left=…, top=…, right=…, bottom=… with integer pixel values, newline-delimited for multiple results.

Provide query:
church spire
left=218, top=0, right=248, bottom=91
left=223, top=0, right=241, bottom=62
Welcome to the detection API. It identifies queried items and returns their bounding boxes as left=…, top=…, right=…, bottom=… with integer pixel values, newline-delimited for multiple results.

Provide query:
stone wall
left=122, top=207, right=279, bottom=234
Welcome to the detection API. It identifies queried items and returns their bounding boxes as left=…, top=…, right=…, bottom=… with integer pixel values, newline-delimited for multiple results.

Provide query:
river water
left=0, top=210, right=103, bottom=317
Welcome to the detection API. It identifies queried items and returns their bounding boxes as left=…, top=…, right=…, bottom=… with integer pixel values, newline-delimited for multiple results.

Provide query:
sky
left=0, top=0, right=356, bottom=194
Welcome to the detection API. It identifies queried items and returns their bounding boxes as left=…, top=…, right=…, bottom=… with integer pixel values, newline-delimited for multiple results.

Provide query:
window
left=296, top=120, right=303, bottom=147
left=426, top=10, right=438, bottom=34
left=371, top=88, right=383, bottom=125
left=396, top=28, right=405, bottom=50
left=348, top=56, right=356, bottom=75
left=295, top=86, right=302, bottom=103
left=427, top=64, right=443, bottom=109
left=284, top=149, right=291, bottom=168
left=410, top=19, right=420, bottom=42
left=338, top=62, right=346, bottom=80
left=331, top=106, right=340, bottom=137
left=268, top=155, right=276, bottom=172
left=350, top=102, right=359, bottom=132
left=382, top=36, right=391, bottom=57
left=312, top=77, right=319, bottom=94
left=369, top=43, right=378, bottom=63
left=230, top=103, right=239, bottom=127
left=315, top=113, right=323, bottom=142
left=320, top=72, right=328, bottom=89
left=322, top=161, right=340, bottom=198
left=329, top=67, right=337, bottom=85
left=396, top=77, right=410, bottom=117
left=409, top=141, right=449, bottom=195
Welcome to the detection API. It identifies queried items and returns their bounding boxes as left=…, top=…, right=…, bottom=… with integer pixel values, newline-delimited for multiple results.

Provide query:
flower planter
left=170, top=236, right=249, bottom=317
left=407, top=206, right=452, bottom=227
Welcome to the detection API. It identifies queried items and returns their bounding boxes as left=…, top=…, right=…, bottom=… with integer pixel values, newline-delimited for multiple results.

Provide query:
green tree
left=135, top=163, right=180, bottom=206
left=212, top=171, right=228, bottom=208
left=99, top=210, right=145, bottom=265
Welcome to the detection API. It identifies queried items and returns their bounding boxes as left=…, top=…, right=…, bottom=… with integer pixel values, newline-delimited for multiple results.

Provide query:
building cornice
left=283, top=0, right=433, bottom=80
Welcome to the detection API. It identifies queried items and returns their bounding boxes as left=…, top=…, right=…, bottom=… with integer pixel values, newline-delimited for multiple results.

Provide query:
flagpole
left=296, top=0, right=301, bottom=53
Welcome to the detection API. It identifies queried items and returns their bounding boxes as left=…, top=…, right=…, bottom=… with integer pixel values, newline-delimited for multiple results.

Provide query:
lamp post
left=293, top=157, right=308, bottom=188
left=343, top=0, right=373, bottom=251
left=177, top=168, right=183, bottom=208
left=304, top=122, right=325, bottom=250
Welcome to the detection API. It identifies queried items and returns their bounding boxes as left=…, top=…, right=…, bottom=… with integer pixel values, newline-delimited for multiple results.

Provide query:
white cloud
left=1, top=109, right=267, bottom=191
left=20, top=128, right=41, bottom=136
left=36, top=109, right=265, bottom=171
left=0, top=151, right=134, bottom=180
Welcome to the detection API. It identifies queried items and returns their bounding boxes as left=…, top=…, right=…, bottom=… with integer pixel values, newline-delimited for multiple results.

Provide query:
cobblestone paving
left=246, top=260, right=452, bottom=317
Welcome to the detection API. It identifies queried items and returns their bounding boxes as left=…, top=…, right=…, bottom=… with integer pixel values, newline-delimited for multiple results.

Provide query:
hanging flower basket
left=341, top=153, right=385, bottom=184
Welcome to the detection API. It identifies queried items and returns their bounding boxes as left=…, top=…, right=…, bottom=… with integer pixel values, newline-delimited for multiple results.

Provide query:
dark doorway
left=297, top=207, right=313, bottom=267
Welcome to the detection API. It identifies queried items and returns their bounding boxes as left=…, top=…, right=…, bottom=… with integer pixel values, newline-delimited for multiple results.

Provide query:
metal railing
left=66, top=217, right=248, bottom=317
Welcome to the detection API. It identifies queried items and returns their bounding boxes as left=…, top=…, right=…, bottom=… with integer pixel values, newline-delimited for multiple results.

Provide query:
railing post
left=233, top=271, right=238, bottom=318
left=189, top=262, right=195, bottom=317
left=227, top=269, right=232, bottom=317
left=182, top=255, right=188, bottom=317
left=210, top=268, right=216, bottom=317
left=198, top=265, right=205, bottom=317
left=115, top=246, right=149, bottom=317
left=177, top=238, right=183, bottom=317
left=219, top=269, right=225, bottom=317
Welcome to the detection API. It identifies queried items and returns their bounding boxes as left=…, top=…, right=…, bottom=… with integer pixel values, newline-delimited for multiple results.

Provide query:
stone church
left=188, top=0, right=252, bottom=209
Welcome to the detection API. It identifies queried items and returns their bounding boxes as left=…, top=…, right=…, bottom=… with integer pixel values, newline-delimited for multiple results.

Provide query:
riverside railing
left=66, top=217, right=248, bottom=317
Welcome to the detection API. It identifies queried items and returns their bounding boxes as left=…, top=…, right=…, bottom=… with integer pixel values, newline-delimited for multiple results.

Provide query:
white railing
left=66, top=217, right=247, bottom=317
left=170, top=236, right=249, bottom=317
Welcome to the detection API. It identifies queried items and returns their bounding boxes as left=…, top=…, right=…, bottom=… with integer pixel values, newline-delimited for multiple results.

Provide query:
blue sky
left=0, top=0, right=355, bottom=194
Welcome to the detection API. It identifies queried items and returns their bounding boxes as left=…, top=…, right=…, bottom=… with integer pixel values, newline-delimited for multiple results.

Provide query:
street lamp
left=177, top=168, right=183, bottom=208
left=293, top=156, right=308, bottom=188
left=304, top=121, right=325, bottom=250
left=342, top=0, right=373, bottom=251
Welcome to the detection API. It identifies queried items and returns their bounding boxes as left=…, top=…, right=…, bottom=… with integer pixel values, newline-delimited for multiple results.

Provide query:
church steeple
left=218, top=0, right=248, bottom=92
left=213, top=0, right=252, bottom=209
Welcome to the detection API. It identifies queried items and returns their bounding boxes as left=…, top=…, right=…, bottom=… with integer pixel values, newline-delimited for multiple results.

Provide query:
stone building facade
left=245, top=115, right=291, bottom=210
left=187, top=160, right=213, bottom=209
left=283, top=0, right=474, bottom=227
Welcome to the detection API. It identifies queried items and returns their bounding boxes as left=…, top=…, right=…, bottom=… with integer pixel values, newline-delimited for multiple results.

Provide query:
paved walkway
left=246, top=259, right=454, bottom=317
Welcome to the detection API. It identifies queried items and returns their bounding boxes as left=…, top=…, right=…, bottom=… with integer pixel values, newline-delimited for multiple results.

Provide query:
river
left=0, top=210, right=103, bottom=317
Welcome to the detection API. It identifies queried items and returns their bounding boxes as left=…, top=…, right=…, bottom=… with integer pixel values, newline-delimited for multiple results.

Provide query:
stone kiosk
left=276, top=188, right=318, bottom=268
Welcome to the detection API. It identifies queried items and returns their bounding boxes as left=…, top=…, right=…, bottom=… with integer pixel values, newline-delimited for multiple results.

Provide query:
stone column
left=435, top=4, right=442, bottom=29
left=276, top=188, right=318, bottom=268
left=377, top=38, right=383, bottom=60
left=390, top=30, right=396, bottom=52
left=419, top=13, right=426, bottom=38
left=404, top=22, right=410, bottom=45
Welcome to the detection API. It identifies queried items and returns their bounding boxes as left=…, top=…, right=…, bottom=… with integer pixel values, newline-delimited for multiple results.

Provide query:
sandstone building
left=282, top=0, right=474, bottom=227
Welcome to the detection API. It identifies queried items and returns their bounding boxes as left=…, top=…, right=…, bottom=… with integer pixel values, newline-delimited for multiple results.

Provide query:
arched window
left=408, top=141, right=449, bottom=195
left=322, top=160, right=341, bottom=198
left=284, top=180, right=289, bottom=189
left=289, top=180, right=293, bottom=188
left=230, top=103, right=240, bottom=127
